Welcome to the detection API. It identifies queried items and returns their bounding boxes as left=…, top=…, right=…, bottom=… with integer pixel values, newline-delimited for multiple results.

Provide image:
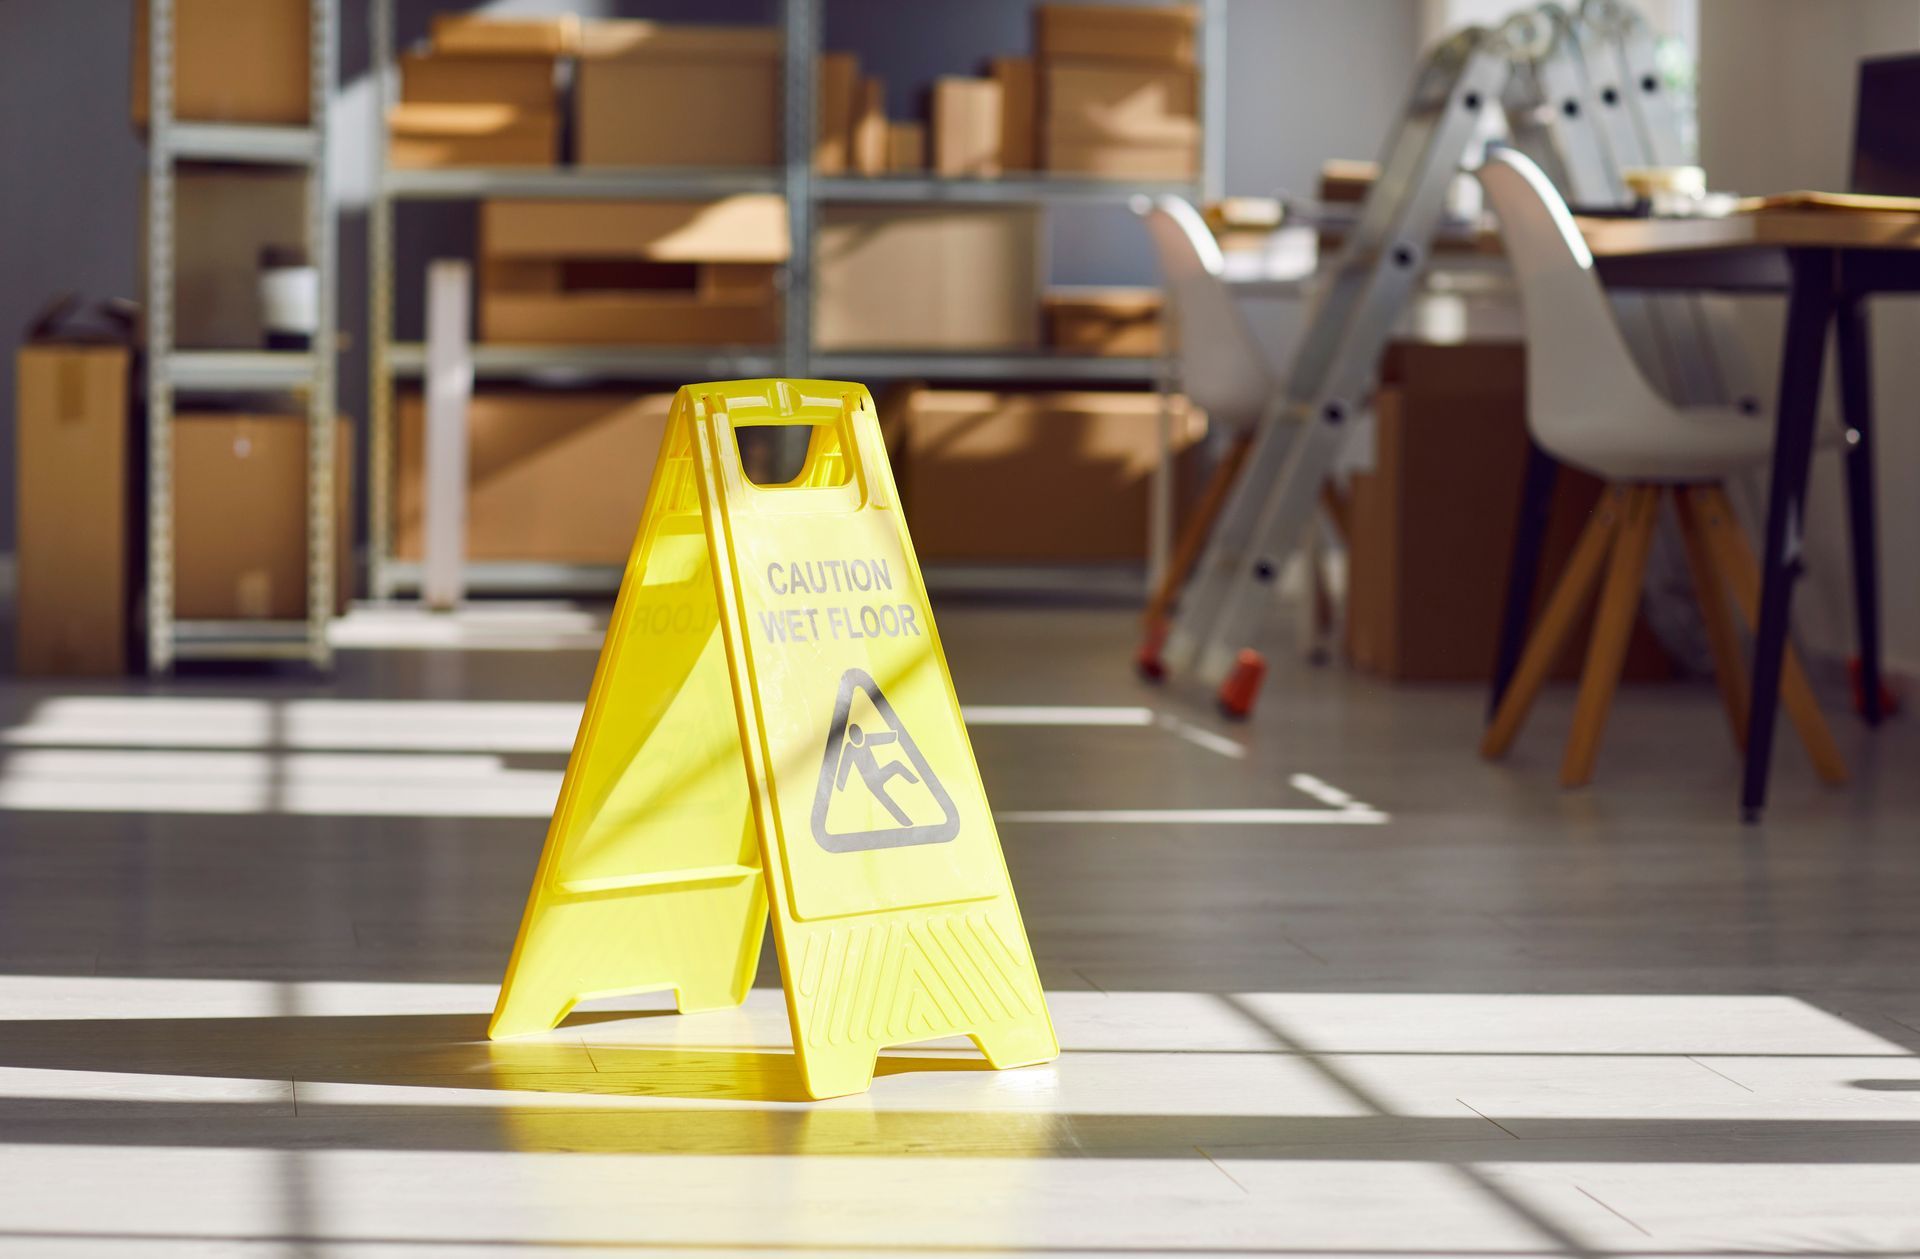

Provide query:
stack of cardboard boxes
left=389, top=15, right=567, bottom=168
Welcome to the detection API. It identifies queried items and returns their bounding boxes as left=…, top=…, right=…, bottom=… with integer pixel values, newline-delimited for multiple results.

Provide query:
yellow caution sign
left=489, top=379, right=1058, bottom=1099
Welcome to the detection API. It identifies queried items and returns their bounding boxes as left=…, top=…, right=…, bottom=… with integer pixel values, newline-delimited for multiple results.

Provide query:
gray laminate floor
left=1, top=601, right=1917, bottom=1257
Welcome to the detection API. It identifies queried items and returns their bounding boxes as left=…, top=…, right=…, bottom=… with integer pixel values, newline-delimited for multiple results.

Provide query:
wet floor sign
left=488, top=379, right=1058, bottom=1099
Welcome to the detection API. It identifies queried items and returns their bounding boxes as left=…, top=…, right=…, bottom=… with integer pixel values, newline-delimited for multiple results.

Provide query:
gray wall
left=0, top=0, right=1424, bottom=566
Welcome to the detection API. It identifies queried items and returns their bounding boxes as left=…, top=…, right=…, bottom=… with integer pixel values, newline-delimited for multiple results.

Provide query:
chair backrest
left=1471, top=147, right=1674, bottom=461
left=1133, top=194, right=1274, bottom=429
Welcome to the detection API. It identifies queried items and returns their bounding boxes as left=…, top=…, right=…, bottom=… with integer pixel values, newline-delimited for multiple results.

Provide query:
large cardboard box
left=430, top=13, right=578, bottom=57
left=387, top=103, right=558, bottom=168
left=576, top=23, right=780, bottom=167
left=481, top=197, right=789, bottom=263
left=1043, top=287, right=1164, bottom=355
left=132, top=0, right=309, bottom=128
left=164, top=169, right=308, bottom=349
left=817, top=53, right=859, bottom=172
left=894, top=389, right=1202, bottom=562
left=395, top=392, right=671, bottom=563
left=1344, top=343, right=1672, bottom=682
left=815, top=206, right=1041, bottom=350
left=933, top=78, right=1004, bottom=177
left=992, top=57, right=1038, bottom=171
left=1036, top=4, right=1199, bottom=65
left=14, top=345, right=134, bottom=675
left=400, top=53, right=557, bottom=108
left=1043, top=60, right=1198, bottom=177
left=479, top=199, right=785, bottom=345
left=172, top=414, right=354, bottom=620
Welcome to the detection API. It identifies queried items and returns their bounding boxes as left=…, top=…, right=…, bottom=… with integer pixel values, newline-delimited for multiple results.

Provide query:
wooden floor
left=1, top=603, right=1917, bottom=1257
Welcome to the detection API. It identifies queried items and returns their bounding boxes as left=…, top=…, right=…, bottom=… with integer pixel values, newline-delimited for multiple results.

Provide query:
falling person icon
left=834, top=723, right=920, bottom=827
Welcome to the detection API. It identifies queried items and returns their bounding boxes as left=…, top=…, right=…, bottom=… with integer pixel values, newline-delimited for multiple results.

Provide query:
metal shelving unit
left=367, top=0, right=1224, bottom=599
left=145, top=0, right=338, bottom=670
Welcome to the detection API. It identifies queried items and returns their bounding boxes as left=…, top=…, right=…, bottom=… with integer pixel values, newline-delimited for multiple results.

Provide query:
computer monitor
left=1850, top=53, right=1920, bottom=196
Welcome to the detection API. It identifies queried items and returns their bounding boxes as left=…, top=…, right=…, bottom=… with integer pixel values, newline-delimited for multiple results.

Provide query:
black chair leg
left=1490, top=442, right=1559, bottom=720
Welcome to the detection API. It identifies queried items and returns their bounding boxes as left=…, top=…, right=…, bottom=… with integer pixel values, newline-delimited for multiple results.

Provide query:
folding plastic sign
left=488, top=379, right=1058, bottom=1099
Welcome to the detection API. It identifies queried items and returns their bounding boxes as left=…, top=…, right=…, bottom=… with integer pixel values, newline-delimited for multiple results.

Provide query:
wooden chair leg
left=1482, top=484, right=1625, bottom=761
left=1561, top=484, right=1662, bottom=787
left=1143, top=431, right=1252, bottom=629
left=1673, top=485, right=1751, bottom=752
left=1692, top=485, right=1849, bottom=785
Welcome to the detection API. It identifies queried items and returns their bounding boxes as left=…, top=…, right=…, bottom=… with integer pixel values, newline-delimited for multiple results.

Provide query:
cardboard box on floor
left=575, top=22, right=780, bottom=167
left=1036, top=3, right=1199, bottom=65
left=15, top=342, right=135, bottom=675
left=394, top=392, right=671, bottom=563
left=815, top=205, right=1041, bottom=350
left=132, top=0, right=309, bottom=128
left=173, top=414, right=354, bottom=620
left=889, top=388, right=1203, bottom=563
left=1343, top=342, right=1672, bottom=683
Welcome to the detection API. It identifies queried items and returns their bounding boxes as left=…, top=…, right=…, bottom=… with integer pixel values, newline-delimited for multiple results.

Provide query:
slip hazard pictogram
left=810, top=668, right=960, bottom=852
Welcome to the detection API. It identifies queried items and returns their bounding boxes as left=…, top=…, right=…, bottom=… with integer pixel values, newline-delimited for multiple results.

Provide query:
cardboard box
left=481, top=197, right=789, bottom=263
left=431, top=13, right=578, bottom=57
left=132, top=0, right=309, bottom=128
left=576, top=22, right=780, bottom=167
left=395, top=392, right=672, bottom=563
left=887, top=122, right=928, bottom=172
left=1043, top=287, right=1164, bottom=356
left=14, top=344, right=134, bottom=675
left=387, top=103, right=558, bottom=168
left=1344, top=343, right=1672, bottom=682
left=479, top=200, right=783, bottom=345
left=1043, top=62, right=1198, bottom=178
left=164, top=169, right=308, bottom=349
left=893, top=389, right=1202, bottom=562
left=400, top=53, right=557, bottom=108
left=1044, top=139, right=1197, bottom=178
left=1044, top=61, right=1199, bottom=145
left=933, top=78, right=1004, bottom=178
left=815, top=206, right=1041, bottom=350
left=852, top=77, right=888, bottom=175
left=817, top=53, right=859, bottom=173
left=992, top=57, right=1038, bottom=171
left=1036, top=4, right=1200, bottom=65
left=173, top=414, right=353, bottom=620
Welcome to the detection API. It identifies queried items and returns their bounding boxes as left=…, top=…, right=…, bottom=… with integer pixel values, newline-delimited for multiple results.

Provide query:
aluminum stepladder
left=1146, top=24, right=1513, bottom=711
left=1146, top=0, right=1750, bottom=718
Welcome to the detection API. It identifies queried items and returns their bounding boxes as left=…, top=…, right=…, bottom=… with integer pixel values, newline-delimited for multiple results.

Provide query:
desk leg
left=1835, top=294, right=1883, bottom=725
left=1490, top=442, right=1559, bottom=720
left=1743, top=249, right=1835, bottom=822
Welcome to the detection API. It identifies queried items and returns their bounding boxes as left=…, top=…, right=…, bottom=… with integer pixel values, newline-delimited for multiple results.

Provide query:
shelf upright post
left=306, top=0, right=339, bottom=667
left=369, top=0, right=398, bottom=600
left=783, top=0, right=817, bottom=380
left=1200, top=0, right=1228, bottom=204
left=146, top=0, right=178, bottom=672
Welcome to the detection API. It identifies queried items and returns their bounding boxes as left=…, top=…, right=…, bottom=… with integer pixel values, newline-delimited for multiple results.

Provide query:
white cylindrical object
left=423, top=259, right=473, bottom=612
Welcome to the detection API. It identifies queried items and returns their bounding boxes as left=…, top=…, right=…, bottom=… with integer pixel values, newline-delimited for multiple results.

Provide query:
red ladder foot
left=1216, top=649, right=1267, bottom=720
left=1850, top=656, right=1901, bottom=718
left=1135, top=618, right=1169, bottom=682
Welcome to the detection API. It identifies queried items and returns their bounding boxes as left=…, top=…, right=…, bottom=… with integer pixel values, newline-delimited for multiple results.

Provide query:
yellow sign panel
left=489, top=379, right=1058, bottom=1099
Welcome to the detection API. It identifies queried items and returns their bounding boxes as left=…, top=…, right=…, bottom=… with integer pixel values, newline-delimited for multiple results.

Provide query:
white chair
left=1132, top=195, right=1344, bottom=667
left=1474, top=147, right=1845, bottom=788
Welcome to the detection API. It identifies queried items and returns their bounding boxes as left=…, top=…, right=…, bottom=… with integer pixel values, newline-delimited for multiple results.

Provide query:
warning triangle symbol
left=810, top=667, right=961, bottom=852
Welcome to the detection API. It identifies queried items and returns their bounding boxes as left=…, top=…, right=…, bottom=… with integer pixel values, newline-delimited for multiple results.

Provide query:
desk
left=1577, top=207, right=1917, bottom=819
